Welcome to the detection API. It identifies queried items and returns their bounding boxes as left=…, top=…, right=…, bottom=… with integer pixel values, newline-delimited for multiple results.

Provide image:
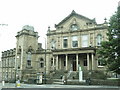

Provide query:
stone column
left=93, top=31, right=95, bottom=46
left=66, top=54, right=68, bottom=70
left=53, top=56, right=55, bottom=70
left=87, top=53, right=90, bottom=70
left=92, top=53, right=94, bottom=70
left=56, top=55, right=58, bottom=70
left=79, top=66, right=83, bottom=82
left=59, top=57, right=62, bottom=69
left=76, top=54, right=78, bottom=71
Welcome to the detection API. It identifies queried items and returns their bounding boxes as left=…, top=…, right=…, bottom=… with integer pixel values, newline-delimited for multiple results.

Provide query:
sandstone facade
left=1, top=11, right=108, bottom=82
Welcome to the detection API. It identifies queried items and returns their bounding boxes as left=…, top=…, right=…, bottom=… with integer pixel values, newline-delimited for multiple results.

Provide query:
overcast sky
left=0, top=0, right=119, bottom=60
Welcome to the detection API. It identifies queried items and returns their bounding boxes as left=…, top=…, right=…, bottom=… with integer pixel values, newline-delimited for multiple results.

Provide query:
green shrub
left=88, top=70, right=108, bottom=80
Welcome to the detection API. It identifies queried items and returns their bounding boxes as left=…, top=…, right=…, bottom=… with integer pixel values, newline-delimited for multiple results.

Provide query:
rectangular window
left=51, top=40, right=56, bottom=49
left=96, top=34, right=102, bottom=46
left=72, top=36, right=78, bottom=47
left=98, top=60, right=101, bottom=66
left=98, top=60, right=105, bottom=67
left=82, top=35, right=88, bottom=47
left=63, top=37, right=68, bottom=48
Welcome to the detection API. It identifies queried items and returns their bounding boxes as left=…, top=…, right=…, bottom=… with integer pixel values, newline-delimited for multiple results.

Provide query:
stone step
left=53, top=81, right=64, bottom=84
left=53, top=79, right=62, bottom=81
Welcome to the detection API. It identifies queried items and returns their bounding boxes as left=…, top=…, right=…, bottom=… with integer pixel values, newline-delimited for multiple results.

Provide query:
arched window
left=18, top=46, right=21, bottom=53
left=51, top=58, right=53, bottom=66
left=96, top=34, right=102, bottom=46
left=39, top=58, right=44, bottom=68
left=28, top=46, right=33, bottom=52
left=27, top=52, right=32, bottom=67
left=70, top=24, right=79, bottom=31
left=70, top=19, right=79, bottom=31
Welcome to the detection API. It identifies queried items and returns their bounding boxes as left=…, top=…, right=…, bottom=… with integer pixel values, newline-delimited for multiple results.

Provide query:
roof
left=55, top=10, right=96, bottom=28
left=22, top=25, right=34, bottom=31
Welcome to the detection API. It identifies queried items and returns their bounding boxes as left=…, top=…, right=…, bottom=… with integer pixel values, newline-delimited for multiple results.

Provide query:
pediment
left=55, top=10, right=96, bottom=31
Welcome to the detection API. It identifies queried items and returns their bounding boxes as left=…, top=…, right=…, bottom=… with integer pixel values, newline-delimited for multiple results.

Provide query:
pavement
left=0, top=83, right=120, bottom=90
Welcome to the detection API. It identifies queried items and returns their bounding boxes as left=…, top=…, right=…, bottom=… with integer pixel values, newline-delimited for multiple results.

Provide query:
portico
left=51, top=48, right=96, bottom=72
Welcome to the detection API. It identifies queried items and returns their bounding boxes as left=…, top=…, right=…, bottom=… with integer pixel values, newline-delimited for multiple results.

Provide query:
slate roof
left=55, top=10, right=96, bottom=28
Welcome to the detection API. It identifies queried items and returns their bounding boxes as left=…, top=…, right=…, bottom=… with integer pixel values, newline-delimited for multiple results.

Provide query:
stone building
left=0, top=60, right=2, bottom=82
left=1, top=48, right=16, bottom=82
left=1, top=10, right=108, bottom=82
left=47, top=10, right=108, bottom=72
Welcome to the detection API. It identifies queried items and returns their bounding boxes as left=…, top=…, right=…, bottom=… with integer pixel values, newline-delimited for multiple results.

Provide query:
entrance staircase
left=51, top=70, right=64, bottom=84
left=52, top=79, right=64, bottom=84
left=52, top=70, right=78, bottom=84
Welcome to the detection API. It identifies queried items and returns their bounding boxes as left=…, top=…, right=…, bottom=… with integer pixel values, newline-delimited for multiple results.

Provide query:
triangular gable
left=55, top=10, right=96, bottom=28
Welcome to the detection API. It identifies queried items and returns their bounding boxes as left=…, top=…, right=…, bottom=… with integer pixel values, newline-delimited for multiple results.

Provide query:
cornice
left=47, top=26, right=108, bottom=36
left=15, top=32, right=39, bottom=38
left=52, top=47, right=96, bottom=52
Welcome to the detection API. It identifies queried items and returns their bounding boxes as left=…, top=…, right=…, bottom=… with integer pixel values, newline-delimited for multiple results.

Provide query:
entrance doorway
left=72, top=60, right=76, bottom=71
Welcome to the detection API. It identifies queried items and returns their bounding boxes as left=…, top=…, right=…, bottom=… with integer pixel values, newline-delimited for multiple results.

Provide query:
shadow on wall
left=0, top=70, right=2, bottom=82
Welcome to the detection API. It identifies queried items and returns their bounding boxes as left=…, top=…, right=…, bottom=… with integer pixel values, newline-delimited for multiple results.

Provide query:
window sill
left=98, top=66, right=104, bottom=68
left=63, top=47, right=68, bottom=49
left=72, top=47, right=78, bottom=48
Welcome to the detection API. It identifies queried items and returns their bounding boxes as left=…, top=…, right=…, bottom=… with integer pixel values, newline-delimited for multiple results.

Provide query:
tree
left=97, top=5, right=120, bottom=74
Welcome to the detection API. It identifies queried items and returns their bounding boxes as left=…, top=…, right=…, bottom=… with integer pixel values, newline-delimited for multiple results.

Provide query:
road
left=0, top=83, right=120, bottom=90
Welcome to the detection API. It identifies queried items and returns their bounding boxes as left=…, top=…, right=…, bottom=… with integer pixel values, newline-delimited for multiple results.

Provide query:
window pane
left=72, top=36, right=77, bottom=41
left=97, top=34, right=102, bottom=46
left=63, top=37, right=68, bottom=48
left=98, top=60, right=105, bottom=66
left=51, top=39, right=56, bottom=49
left=27, top=52, right=32, bottom=60
left=72, top=41, right=78, bottom=47
left=40, top=63, right=44, bottom=68
left=27, top=60, right=31, bottom=66
left=72, top=36, right=78, bottom=47
left=71, top=24, right=79, bottom=31
left=82, top=35, right=88, bottom=47
left=40, top=58, right=44, bottom=61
